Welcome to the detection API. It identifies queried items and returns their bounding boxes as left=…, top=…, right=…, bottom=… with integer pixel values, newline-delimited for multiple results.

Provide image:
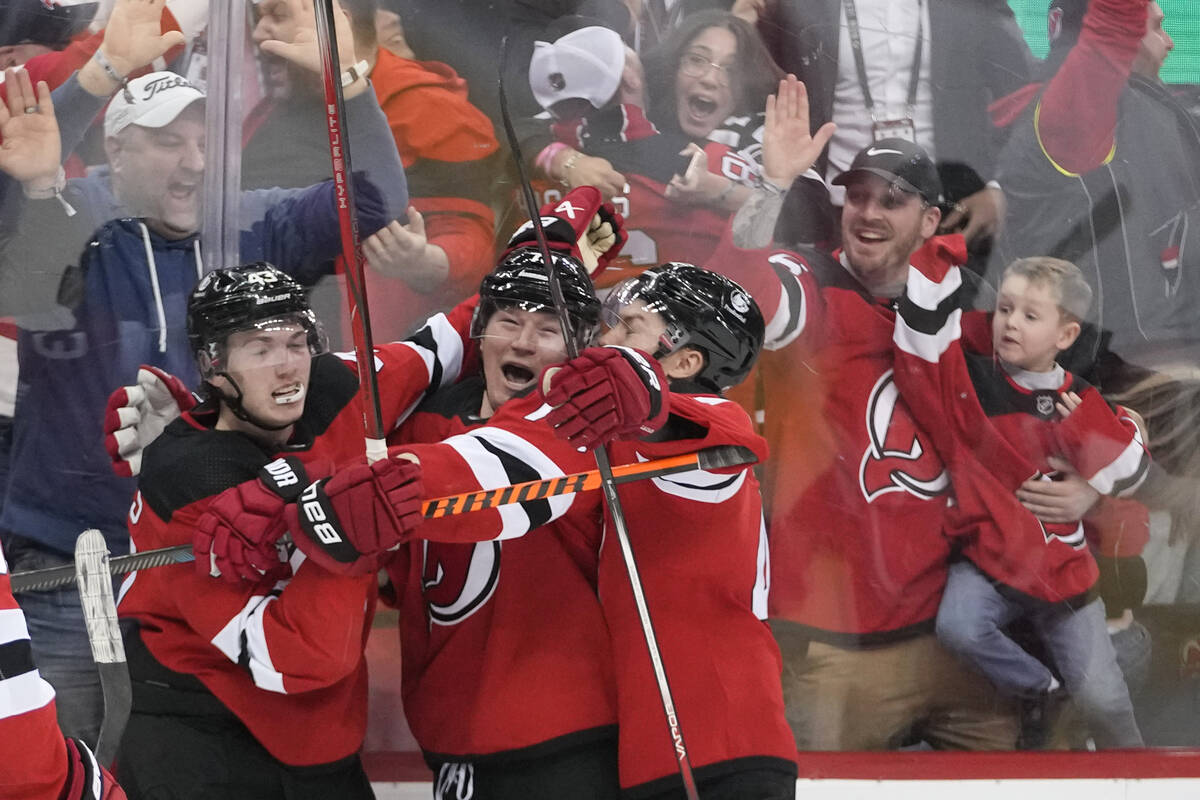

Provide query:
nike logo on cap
left=866, top=147, right=904, bottom=156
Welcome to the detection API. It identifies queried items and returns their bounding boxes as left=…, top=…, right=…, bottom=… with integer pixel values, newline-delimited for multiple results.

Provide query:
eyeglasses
left=679, top=52, right=735, bottom=86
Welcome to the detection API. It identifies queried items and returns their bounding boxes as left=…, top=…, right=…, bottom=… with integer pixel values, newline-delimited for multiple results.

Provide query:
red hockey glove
left=104, top=365, right=197, bottom=477
left=193, top=457, right=313, bottom=585
left=503, top=185, right=627, bottom=277
left=541, top=346, right=670, bottom=450
left=285, top=456, right=424, bottom=576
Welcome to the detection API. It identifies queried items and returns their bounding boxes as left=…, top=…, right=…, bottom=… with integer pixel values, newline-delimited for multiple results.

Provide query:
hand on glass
left=0, top=68, right=59, bottom=186
left=99, top=0, right=187, bottom=78
left=363, top=208, right=450, bottom=293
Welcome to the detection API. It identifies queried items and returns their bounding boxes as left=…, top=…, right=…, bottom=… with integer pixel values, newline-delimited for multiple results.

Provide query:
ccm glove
left=503, top=185, right=627, bottom=276
left=542, top=346, right=670, bottom=450
left=104, top=365, right=197, bottom=477
left=285, top=456, right=425, bottom=576
left=193, top=456, right=313, bottom=584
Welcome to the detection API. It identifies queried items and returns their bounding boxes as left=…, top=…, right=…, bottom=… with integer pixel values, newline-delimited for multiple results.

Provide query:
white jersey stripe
left=442, top=427, right=574, bottom=539
left=0, top=607, right=32, bottom=646
left=0, top=668, right=56, bottom=719
left=211, top=589, right=287, bottom=693
left=753, top=514, right=770, bottom=620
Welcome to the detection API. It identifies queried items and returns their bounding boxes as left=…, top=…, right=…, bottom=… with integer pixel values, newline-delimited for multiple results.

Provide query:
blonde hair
left=1001, top=257, right=1093, bottom=323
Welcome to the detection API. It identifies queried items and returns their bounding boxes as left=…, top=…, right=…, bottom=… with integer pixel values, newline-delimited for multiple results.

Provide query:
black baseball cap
left=832, top=138, right=943, bottom=205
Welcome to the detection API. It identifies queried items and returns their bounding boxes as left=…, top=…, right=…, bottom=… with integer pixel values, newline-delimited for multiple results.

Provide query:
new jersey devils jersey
left=1, top=543, right=124, bottom=800
left=704, top=232, right=956, bottom=642
left=599, top=394, right=797, bottom=796
left=386, top=380, right=618, bottom=766
left=117, top=306, right=475, bottom=766
left=893, top=249, right=1151, bottom=604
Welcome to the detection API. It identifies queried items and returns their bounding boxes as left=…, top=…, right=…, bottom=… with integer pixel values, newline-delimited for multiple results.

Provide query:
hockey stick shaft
left=313, top=0, right=388, bottom=463
left=495, top=39, right=701, bottom=800
left=11, top=446, right=757, bottom=594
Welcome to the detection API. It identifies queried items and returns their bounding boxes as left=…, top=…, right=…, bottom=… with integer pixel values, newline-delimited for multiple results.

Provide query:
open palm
left=762, top=74, right=836, bottom=188
left=0, top=69, right=59, bottom=184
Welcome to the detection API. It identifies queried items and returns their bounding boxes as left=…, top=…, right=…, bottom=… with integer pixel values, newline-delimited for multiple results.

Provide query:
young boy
left=893, top=253, right=1149, bottom=748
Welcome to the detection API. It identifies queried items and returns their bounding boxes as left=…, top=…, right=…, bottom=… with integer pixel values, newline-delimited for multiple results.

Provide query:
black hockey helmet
left=603, top=262, right=764, bottom=393
left=470, top=247, right=601, bottom=351
left=187, top=261, right=327, bottom=403
left=0, top=1, right=98, bottom=49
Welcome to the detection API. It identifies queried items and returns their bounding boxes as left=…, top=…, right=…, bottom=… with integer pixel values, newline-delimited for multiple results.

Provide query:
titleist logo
left=138, top=75, right=194, bottom=102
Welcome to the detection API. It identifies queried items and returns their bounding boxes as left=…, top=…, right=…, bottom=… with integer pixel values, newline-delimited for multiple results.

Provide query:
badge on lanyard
left=872, top=118, right=916, bottom=143
left=845, top=0, right=924, bottom=147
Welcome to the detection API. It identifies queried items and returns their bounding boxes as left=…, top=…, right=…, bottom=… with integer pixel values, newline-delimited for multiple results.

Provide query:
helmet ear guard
left=186, top=262, right=323, bottom=429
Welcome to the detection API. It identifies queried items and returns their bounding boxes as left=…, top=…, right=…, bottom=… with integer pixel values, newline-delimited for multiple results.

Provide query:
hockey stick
left=312, top=0, right=388, bottom=464
left=75, top=530, right=131, bottom=768
left=496, top=39, right=701, bottom=800
left=11, top=445, right=757, bottom=594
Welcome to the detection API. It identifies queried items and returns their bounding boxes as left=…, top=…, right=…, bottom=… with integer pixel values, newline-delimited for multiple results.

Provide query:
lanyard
left=842, top=0, right=924, bottom=121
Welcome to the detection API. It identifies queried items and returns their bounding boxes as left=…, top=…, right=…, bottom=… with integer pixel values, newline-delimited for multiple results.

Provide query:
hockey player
left=545, top=263, right=798, bottom=799
left=378, top=249, right=627, bottom=799
left=114, top=263, right=451, bottom=797
left=0, top=540, right=125, bottom=800
left=104, top=190, right=635, bottom=797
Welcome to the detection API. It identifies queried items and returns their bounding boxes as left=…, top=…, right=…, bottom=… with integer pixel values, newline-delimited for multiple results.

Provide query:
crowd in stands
left=2, top=0, right=1200, bottom=795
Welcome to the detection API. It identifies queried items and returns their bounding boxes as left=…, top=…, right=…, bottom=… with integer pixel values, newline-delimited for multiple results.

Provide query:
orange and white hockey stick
left=10, top=445, right=756, bottom=593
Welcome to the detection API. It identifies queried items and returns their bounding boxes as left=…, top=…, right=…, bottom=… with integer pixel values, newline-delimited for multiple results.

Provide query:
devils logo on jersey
left=858, top=370, right=951, bottom=503
left=421, top=540, right=502, bottom=627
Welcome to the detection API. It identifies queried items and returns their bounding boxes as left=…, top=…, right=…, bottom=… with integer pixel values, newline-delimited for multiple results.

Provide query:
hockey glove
left=541, top=346, right=670, bottom=450
left=193, top=457, right=313, bottom=585
left=285, top=455, right=425, bottom=576
left=503, top=186, right=627, bottom=277
left=104, top=365, right=197, bottom=477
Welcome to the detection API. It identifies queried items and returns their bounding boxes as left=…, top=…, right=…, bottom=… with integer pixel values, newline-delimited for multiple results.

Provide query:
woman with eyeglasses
left=637, top=11, right=784, bottom=213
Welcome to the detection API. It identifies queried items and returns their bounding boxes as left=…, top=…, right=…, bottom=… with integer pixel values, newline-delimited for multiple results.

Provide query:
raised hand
left=100, top=0, right=187, bottom=78
left=0, top=68, right=59, bottom=185
left=762, top=74, right=836, bottom=189
left=258, top=0, right=360, bottom=90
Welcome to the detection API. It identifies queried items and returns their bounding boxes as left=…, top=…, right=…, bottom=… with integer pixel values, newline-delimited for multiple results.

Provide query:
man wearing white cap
left=0, top=0, right=406, bottom=750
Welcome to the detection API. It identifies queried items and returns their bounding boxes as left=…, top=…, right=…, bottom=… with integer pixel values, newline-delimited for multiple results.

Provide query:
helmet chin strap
left=211, top=372, right=296, bottom=432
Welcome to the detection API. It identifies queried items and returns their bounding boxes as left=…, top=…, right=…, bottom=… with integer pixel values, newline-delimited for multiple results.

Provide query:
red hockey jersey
left=387, top=382, right=795, bottom=788
left=704, top=232, right=954, bottom=642
left=892, top=243, right=1151, bottom=603
left=117, top=306, right=476, bottom=766
left=385, top=380, right=618, bottom=764
left=0, top=543, right=124, bottom=799
left=597, top=394, right=797, bottom=795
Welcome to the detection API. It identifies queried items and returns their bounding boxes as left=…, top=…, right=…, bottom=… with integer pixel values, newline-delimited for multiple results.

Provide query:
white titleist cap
left=529, top=26, right=625, bottom=112
left=104, top=71, right=205, bottom=138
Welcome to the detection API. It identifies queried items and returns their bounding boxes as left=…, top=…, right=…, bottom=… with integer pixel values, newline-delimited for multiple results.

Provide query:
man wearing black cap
left=831, top=137, right=944, bottom=296
left=714, top=133, right=1023, bottom=749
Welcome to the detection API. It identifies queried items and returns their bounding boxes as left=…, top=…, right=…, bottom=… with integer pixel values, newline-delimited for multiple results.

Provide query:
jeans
left=936, top=560, right=1143, bottom=748
left=3, top=533, right=105, bottom=747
